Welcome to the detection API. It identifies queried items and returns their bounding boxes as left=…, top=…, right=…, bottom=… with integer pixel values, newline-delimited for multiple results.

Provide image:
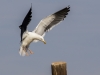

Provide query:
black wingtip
left=67, top=5, right=70, bottom=11
left=30, top=3, right=32, bottom=10
left=19, top=25, right=21, bottom=29
left=19, top=5, right=32, bottom=42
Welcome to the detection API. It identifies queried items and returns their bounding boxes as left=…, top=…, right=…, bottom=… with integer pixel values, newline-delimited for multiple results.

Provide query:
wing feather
left=19, top=6, right=32, bottom=42
left=33, top=6, right=70, bottom=36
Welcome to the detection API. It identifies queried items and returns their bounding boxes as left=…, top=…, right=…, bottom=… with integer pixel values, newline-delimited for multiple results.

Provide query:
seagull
left=19, top=5, right=70, bottom=56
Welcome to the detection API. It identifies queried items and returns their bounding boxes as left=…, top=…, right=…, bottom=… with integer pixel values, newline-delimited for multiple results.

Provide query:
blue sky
left=0, top=0, right=100, bottom=75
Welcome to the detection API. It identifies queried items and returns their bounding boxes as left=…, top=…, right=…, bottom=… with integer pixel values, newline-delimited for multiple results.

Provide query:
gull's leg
left=23, top=47, right=29, bottom=56
left=28, top=49, right=33, bottom=54
left=25, top=46, right=33, bottom=55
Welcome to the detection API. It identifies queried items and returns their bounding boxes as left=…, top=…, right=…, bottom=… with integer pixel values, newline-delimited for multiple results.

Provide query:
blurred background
left=0, top=0, right=100, bottom=75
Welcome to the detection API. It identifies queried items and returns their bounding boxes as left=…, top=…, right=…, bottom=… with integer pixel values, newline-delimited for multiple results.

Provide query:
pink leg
left=28, top=49, right=33, bottom=54
left=23, top=47, right=29, bottom=56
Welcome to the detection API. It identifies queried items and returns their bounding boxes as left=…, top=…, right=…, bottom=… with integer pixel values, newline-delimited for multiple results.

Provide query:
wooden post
left=51, top=62, right=67, bottom=75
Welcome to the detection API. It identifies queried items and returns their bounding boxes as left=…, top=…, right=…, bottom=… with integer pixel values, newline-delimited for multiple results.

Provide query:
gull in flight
left=19, top=5, right=70, bottom=56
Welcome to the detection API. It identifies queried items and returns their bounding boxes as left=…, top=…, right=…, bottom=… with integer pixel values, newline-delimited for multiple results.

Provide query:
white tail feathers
left=19, top=46, right=26, bottom=56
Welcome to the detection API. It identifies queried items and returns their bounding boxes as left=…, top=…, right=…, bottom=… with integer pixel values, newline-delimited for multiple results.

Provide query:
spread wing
left=19, top=6, right=32, bottom=42
left=33, top=6, right=70, bottom=36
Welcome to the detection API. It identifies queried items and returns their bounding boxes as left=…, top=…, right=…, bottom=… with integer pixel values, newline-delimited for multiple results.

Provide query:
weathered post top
left=51, top=61, right=67, bottom=75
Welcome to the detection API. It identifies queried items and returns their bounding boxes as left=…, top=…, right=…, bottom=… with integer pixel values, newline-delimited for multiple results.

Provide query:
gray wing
left=33, top=6, right=70, bottom=36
